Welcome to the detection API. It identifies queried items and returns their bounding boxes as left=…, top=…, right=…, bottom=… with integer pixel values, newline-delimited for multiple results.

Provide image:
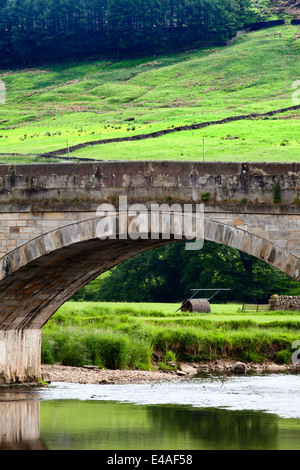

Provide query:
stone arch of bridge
left=0, top=216, right=299, bottom=331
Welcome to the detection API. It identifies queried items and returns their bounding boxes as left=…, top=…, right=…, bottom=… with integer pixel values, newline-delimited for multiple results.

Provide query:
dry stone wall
left=269, top=295, right=300, bottom=311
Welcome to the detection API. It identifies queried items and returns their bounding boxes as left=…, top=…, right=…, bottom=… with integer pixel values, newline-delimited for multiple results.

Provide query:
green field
left=41, top=301, right=300, bottom=370
left=0, top=24, right=299, bottom=163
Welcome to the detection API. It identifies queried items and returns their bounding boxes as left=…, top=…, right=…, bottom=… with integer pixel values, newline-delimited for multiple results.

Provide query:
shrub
left=276, top=349, right=292, bottom=364
left=239, top=350, right=266, bottom=363
left=42, top=324, right=153, bottom=370
left=201, top=192, right=210, bottom=201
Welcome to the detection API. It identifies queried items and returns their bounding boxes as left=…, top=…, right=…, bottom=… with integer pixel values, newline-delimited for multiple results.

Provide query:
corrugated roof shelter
left=181, top=299, right=211, bottom=313
left=177, top=288, right=231, bottom=314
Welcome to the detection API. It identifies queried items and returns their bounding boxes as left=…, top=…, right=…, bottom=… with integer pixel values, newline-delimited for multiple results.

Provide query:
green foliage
left=0, top=0, right=255, bottom=66
left=276, top=349, right=292, bottom=364
left=273, top=181, right=281, bottom=203
left=0, top=25, right=299, bottom=162
left=41, top=335, right=56, bottom=364
left=41, top=301, right=300, bottom=369
left=239, top=350, right=267, bottom=363
left=201, top=192, right=211, bottom=201
left=165, top=350, right=177, bottom=362
left=75, top=241, right=296, bottom=304
left=41, top=323, right=153, bottom=369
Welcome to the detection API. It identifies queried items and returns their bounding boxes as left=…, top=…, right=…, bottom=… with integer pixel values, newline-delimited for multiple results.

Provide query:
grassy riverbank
left=41, top=302, right=300, bottom=370
left=0, top=24, right=299, bottom=162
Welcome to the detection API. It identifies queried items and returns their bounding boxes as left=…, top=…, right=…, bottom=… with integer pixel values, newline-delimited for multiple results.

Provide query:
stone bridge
left=0, top=161, right=300, bottom=384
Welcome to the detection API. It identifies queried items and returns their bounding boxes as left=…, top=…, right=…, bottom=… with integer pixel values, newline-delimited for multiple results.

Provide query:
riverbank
left=41, top=360, right=300, bottom=385
left=40, top=302, right=300, bottom=381
left=42, top=302, right=300, bottom=372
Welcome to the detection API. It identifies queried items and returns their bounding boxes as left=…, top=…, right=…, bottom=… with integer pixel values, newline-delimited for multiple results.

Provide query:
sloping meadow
left=0, top=25, right=299, bottom=161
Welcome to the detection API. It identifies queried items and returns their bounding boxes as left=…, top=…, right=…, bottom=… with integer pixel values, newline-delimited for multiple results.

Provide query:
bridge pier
left=0, top=330, right=41, bottom=384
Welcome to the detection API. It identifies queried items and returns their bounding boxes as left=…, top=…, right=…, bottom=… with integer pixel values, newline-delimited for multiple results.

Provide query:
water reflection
left=0, top=390, right=46, bottom=450
left=39, top=400, right=300, bottom=450
left=1, top=374, right=300, bottom=450
left=147, top=405, right=279, bottom=450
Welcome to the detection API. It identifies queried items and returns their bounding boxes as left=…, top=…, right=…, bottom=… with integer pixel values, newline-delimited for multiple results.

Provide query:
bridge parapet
left=0, top=161, right=299, bottom=205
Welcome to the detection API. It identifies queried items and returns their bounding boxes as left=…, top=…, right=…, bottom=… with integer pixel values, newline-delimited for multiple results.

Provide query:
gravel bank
left=41, top=360, right=300, bottom=385
left=41, top=364, right=181, bottom=384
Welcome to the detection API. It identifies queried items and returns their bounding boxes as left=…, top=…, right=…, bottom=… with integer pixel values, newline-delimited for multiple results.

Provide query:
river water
left=1, top=372, right=300, bottom=450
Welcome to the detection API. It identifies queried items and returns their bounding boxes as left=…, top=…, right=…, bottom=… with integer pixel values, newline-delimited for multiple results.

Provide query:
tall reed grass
left=42, top=326, right=153, bottom=369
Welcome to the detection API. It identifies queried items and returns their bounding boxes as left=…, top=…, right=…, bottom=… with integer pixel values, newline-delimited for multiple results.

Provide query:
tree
left=0, top=0, right=255, bottom=66
left=74, top=241, right=291, bottom=303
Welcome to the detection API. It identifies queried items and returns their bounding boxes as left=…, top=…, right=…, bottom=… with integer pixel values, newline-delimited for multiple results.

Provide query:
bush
left=239, top=350, right=266, bottom=363
left=201, top=192, right=210, bottom=201
left=276, top=350, right=292, bottom=365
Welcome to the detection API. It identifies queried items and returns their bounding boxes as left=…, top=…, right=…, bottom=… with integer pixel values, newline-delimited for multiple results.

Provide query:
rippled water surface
left=1, top=373, right=300, bottom=450
left=39, top=373, right=300, bottom=419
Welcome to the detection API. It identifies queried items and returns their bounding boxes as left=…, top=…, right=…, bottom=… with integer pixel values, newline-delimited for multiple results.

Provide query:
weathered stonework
left=0, top=161, right=299, bottom=383
left=269, top=295, right=300, bottom=311
left=0, top=329, right=41, bottom=384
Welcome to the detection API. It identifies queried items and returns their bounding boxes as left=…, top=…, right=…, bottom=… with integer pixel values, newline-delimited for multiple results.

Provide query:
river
left=1, top=372, right=300, bottom=451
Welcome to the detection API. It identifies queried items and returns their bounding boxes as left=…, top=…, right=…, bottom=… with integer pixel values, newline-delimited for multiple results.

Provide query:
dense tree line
left=72, top=241, right=295, bottom=304
left=0, top=0, right=254, bottom=67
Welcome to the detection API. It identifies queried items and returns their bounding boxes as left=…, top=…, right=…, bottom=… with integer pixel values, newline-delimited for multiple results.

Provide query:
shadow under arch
left=0, top=216, right=299, bottom=331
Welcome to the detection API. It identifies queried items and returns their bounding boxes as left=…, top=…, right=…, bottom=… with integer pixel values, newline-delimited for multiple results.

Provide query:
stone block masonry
left=0, top=161, right=299, bottom=383
left=269, top=295, right=300, bottom=311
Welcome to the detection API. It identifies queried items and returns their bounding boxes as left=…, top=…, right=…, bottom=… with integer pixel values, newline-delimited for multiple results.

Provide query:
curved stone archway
left=0, top=216, right=299, bottom=384
left=0, top=216, right=299, bottom=335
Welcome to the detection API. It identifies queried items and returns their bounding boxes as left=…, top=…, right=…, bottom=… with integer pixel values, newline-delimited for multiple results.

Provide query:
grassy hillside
left=0, top=24, right=299, bottom=163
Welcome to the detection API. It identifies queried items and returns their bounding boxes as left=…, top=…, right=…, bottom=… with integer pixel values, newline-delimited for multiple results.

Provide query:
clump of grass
left=276, top=349, right=292, bottom=364
left=201, top=192, right=210, bottom=201
left=158, top=350, right=178, bottom=371
left=42, top=325, right=153, bottom=369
